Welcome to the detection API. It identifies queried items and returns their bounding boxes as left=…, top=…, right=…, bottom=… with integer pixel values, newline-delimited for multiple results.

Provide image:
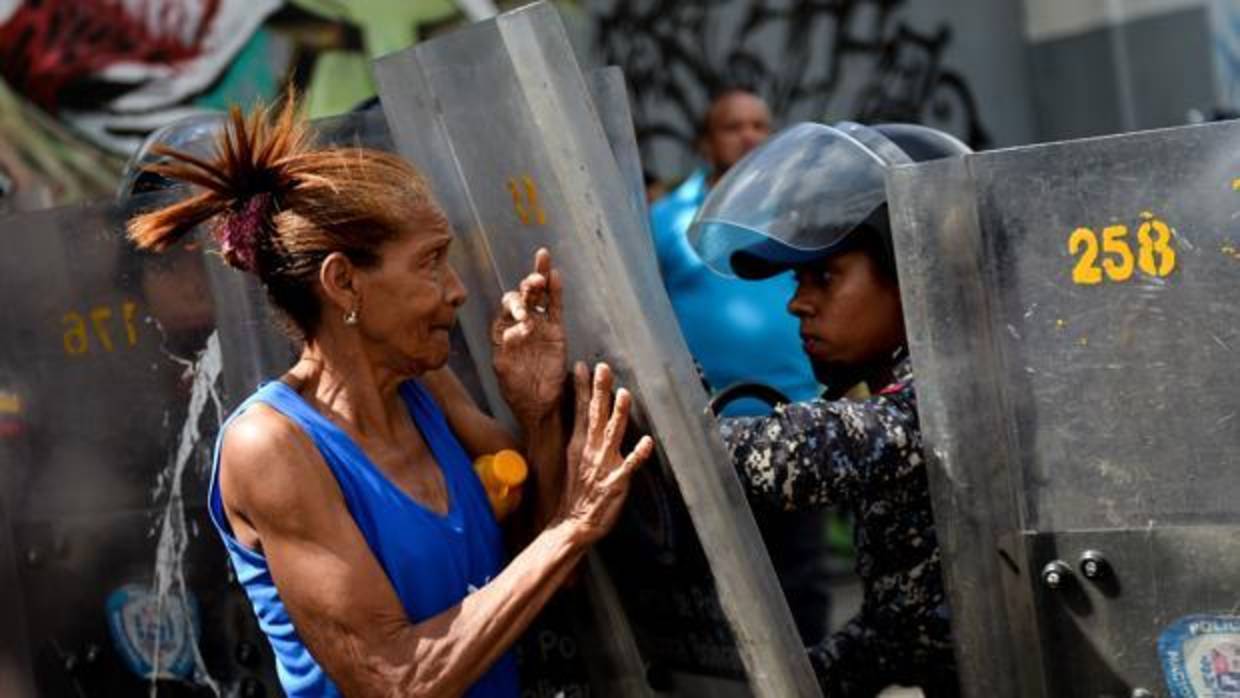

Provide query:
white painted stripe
left=1025, top=0, right=1207, bottom=42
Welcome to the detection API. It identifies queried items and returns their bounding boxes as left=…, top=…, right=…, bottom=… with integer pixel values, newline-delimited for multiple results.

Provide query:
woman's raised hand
left=559, top=362, right=656, bottom=542
left=491, top=248, right=567, bottom=427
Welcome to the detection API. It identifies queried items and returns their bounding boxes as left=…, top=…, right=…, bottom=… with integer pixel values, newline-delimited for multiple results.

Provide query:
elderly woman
left=127, top=99, right=653, bottom=697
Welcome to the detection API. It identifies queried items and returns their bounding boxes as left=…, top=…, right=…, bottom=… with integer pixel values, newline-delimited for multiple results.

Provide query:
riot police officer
left=690, top=121, right=971, bottom=697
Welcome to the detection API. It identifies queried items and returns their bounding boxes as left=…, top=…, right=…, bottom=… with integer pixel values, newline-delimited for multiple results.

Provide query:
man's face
left=703, top=92, right=772, bottom=175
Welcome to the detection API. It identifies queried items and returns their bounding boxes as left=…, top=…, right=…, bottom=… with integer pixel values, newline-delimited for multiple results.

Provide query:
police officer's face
left=703, top=93, right=771, bottom=175
left=789, top=250, right=905, bottom=368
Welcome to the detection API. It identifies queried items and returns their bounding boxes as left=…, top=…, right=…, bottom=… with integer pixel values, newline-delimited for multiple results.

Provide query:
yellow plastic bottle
left=473, top=449, right=528, bottom=519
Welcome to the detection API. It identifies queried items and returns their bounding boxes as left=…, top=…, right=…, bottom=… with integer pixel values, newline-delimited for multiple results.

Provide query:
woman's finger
left=548, top=268, right=564, bottom=322
left=523, top=249, right=552, bottom=313
left=501, top=321, right=533, bottom=345
left=626, top=436, right=656, bottom=472
left=602, top=388, right=632, bottom=458
left=534, top=247, right=552, bottom=278
left=571, top=361, right=590, bottom=442
left=602, top=435, right=655, bottom=489
left=518, top=272, right=547, bottom=305
left=587, top=363, right=613, bottom=450
left=500, top=290, right=527, bottom=324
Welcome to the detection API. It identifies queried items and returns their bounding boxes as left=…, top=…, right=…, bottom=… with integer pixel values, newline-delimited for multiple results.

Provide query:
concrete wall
left=1026, top=0, right=1218, bottom=141
left=1211, top=0, right=1240, bottom=110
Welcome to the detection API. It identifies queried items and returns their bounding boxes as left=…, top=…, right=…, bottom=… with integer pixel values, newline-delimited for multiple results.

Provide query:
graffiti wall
left=585, top=0, right=1032, bottom=178
left=0, top=0, right=512, bottom=212
left=0, top=0, right=1046, bottom=210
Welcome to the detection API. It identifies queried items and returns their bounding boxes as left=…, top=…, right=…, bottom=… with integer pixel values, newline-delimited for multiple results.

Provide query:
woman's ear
left=319, top=251, right=359, bottom=315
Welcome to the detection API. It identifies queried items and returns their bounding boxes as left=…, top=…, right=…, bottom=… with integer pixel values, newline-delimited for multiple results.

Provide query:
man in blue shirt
left=650, top=89, right=820, bottom=416
left=649, top=89, right=832, bottom=643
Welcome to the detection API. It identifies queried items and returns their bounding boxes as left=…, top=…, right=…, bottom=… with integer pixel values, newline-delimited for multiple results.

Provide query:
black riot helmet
left=688, top=121, right=971, bottom=280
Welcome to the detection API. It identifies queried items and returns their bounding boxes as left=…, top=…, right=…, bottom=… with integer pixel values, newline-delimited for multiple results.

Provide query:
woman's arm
left=718, top=382, right=922, bottom=511
left=220, top=365, right=650, bottom=697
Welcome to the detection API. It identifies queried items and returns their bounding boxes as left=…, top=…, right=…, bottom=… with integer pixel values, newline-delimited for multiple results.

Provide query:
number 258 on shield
left=1068, top=216, right=1177, bottom=285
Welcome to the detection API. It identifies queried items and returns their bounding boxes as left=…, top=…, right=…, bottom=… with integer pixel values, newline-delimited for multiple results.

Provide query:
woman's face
left=789, top=248, right=905, bottom=369
left=352, top=214, right=467, bottom=375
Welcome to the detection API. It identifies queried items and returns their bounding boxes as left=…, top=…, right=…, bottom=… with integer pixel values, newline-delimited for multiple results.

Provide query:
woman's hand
left=491, top=248, right=567, bottom=427
left=558, top=362, right=656, bottom=543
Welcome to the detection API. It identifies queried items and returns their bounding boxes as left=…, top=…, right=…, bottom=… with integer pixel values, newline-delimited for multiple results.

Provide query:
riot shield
left=0, top=199, right=279, bottom=698
left=889, top=120, right=1240, bottom=697
left=374, top=3, right=820, bottom=697
left=0, top=110, right=488, bottom=698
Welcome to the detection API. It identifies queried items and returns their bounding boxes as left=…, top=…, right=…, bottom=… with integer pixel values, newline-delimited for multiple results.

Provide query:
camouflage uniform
left=719, top=361, right=959, bottom=697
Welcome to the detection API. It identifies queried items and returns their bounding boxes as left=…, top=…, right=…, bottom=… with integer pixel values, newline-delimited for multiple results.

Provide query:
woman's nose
left=445, top=265, right=468, bottom=307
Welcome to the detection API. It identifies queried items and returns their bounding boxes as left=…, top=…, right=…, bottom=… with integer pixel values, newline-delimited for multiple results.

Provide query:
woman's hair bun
left=127, top=92, right=311, bottom=273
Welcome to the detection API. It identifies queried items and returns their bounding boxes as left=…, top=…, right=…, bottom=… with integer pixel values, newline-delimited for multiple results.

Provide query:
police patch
left=1159, top=615, right=1240, bottom=697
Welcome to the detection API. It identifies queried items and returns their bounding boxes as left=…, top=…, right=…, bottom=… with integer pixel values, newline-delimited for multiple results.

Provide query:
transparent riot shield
left=374, top=3, right=820, bottom=697
left=0, top=110, right=489, bottom=698
left=889, top=120, right=1240, bottom=697
left=0, top=199, right=278, bottom=698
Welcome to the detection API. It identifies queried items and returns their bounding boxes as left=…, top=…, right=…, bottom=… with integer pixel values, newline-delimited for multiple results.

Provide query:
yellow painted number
left=1099, top=225, right=1134, bottom=281
left=506, top=174, right=546, bottom=226
left=62, top=312, right=88, bottom=355
left=1069, top=215, right=1177, bottom=285
left=90, top=307, right=114, bottom=352
left=122, top=301, right=139, bottom=347
left=1137, top=218, right=1176, bottom=276
left=60, top=301, right=143, bottom=356
left=1069, top=227, right=1102, bottom=285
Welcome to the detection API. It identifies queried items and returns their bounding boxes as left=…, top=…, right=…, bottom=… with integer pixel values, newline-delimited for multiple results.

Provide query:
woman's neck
left=286, top=333, right=408, bottom=441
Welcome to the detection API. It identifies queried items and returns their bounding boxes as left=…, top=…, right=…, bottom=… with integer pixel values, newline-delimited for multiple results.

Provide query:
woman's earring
left=344, top=308, right=359, bottom=326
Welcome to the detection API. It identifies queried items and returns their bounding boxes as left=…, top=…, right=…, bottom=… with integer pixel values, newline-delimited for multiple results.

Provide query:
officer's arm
left=218, top=406, right=588, bottom=697
left=718, top=388, right=920, bottom=511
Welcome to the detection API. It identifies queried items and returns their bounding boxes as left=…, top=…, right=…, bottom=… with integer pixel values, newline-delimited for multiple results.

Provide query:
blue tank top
left=207, top=380, right=518, bottom=697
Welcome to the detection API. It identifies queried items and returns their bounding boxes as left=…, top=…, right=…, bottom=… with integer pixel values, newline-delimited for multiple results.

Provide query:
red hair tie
left=216, top=192, right=271, bottom=273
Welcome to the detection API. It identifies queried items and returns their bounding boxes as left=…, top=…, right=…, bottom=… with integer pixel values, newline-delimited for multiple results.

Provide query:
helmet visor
left=689, top=122, right=897, bottom=277
left=117, top=113, right=226, bottom=200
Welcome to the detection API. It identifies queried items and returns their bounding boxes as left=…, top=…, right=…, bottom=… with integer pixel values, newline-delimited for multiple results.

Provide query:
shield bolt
left=1041, top=560, right=1073, bottom=590
left=1080, top=550, right=1110, bottom=581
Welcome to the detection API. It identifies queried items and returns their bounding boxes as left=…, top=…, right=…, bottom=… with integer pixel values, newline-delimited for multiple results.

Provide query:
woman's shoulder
left=225, top=403, right=305, bottom=458
left=219, top=404, right=330, bottom=515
